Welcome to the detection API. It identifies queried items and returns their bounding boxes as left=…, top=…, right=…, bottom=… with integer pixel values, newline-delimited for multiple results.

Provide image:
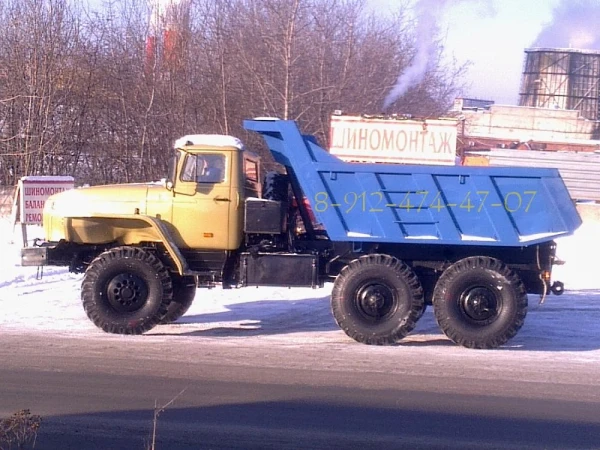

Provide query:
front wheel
left=432, top=256, right=527, bottom=349
left=331, top=254, right=424, bottom=345
left=160, top=275, right=197, bottom=324
left=81, top=246, right=173, bottom=334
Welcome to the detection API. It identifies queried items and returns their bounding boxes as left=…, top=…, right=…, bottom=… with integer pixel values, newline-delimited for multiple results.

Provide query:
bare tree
left=0, top=0, right=470, bottom=185
left=0, top=0, right=88, bottom=185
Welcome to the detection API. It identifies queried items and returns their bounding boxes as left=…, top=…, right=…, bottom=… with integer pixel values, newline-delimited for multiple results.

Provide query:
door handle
left=214, top=196, right=231, bottom=202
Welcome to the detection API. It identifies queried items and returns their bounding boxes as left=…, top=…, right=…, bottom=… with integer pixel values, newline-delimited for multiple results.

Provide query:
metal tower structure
left=519, top=48, right=600, bottom=120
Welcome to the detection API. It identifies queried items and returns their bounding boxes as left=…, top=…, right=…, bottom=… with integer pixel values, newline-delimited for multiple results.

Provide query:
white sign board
left=18, top=176, right=75, bottom=225
left=329, top=115, right=458, bottom=165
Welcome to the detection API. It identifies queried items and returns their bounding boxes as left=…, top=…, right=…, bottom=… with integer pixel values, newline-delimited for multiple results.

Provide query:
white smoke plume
left=382, top=0, right=495, bottom=111
left=382, top=0, right=442, bottom=111
left=533, top=0, right=600, bottom=49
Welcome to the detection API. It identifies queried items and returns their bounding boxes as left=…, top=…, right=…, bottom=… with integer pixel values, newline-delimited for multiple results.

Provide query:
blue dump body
left=244, top=119, right=582, bottom=247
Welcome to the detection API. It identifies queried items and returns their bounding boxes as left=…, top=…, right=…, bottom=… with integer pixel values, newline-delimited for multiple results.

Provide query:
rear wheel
left=160, top=275, right=196, bottom=324
left=331, top=254, right=424, bottom=345
left=432, top=256, right=527, bottom=349
left=81, top=246, right=172, bottom=334
left=416, top=303, right=427, bottom=321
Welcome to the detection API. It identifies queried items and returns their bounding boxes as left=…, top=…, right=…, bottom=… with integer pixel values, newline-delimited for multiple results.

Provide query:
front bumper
left=21, top=246, right=51, bottom=266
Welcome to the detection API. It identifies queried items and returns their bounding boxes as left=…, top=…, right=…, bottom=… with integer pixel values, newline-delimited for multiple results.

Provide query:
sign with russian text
left=330, top=116, right=458, bottom=165
left=18, top=176, right=75, bottom=225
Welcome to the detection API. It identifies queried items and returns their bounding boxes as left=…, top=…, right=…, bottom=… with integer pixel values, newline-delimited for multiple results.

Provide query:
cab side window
left=244, top=158, right=258, bottom=182
left=243, top=157, right=260, bottom=197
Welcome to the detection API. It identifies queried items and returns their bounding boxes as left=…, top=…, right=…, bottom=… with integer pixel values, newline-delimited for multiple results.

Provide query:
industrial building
left=455, top=48, right=600, bottom=152
left=456, top=47, right=600, bottom=202
left=519, top=48, right=600, bottom=121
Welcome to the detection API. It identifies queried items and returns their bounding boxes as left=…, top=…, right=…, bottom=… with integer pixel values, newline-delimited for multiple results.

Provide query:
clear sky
left=370, top=0, right=566, bottom=105
left=438, top=0, right=557, bottom=105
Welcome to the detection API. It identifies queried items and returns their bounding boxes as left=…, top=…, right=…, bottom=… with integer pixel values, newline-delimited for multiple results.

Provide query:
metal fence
left=465, top=150, right=600, bottom=202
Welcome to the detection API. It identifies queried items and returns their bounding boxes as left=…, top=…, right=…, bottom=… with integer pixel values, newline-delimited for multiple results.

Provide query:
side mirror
left=166, top=155, right=178, bottom=190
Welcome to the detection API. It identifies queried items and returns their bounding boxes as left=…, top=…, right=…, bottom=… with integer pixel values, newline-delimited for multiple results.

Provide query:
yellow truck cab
left=168, top=134, right=258, bottom=251
left=37, top=135, right=260, bottom=264
left=22, top=134, right=263, bottom=332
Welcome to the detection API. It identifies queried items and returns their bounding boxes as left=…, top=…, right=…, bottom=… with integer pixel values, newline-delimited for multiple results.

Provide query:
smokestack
left=146, top=0, right=190, bottom=73
left=145, top=35, right=157, bottom=76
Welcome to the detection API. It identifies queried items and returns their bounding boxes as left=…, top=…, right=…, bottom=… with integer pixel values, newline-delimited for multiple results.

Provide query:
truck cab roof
left=174, top=134, right=244, bottom=151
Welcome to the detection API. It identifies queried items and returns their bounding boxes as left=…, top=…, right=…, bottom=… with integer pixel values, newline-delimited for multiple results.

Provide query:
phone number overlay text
left=313, top=191, right=538, bottom=214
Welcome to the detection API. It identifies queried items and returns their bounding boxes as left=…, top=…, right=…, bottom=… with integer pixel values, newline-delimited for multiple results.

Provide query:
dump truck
left=21, top=118, right=581, bottom=349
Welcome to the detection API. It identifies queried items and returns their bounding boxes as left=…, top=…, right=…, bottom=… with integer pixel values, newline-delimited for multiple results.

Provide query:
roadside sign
left=329, top=115, right=458, bottom=165
left=14, top=176, right=74, bottom=246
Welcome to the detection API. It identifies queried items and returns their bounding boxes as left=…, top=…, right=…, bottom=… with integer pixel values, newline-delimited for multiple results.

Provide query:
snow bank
left=553, top=221, right=600, bottom=290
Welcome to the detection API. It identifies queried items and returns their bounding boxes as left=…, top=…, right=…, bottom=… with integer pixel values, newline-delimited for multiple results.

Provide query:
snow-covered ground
left=1, top=215, right=600, bottom=357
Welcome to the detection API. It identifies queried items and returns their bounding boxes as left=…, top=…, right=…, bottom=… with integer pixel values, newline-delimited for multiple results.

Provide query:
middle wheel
left=331, top=254, right=424, bottom=345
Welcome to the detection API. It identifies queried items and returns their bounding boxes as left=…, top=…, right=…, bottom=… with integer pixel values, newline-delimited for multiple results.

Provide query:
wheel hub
left=107, top=273, right=149, bottom=313
left=355, top=283, right=396, bottom=321
left=460, top=287, right=498, bottom=322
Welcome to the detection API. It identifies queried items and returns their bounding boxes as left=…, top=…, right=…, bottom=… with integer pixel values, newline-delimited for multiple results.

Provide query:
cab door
left=171, top=151, right=235, bottom=250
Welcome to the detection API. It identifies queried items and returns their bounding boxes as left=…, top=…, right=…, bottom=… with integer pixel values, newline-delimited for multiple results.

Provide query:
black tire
left=331, top=254, right=424, bottom=345
left=262, top=172, right=289, bottom=201
left=263, top=171, right=296, bottom=243
left=414, top=272, right=433, bottom=321
left=81, top=246, right=173, bottom=335
left=432, top=256, right=527, bottom=349
left=159, top=275, right=196, bottom=324
left=416, top=303, right=427, bottom=321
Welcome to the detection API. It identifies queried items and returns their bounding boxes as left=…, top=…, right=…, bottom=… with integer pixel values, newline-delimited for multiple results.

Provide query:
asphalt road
left=1, top=333, right=600, bottom=450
